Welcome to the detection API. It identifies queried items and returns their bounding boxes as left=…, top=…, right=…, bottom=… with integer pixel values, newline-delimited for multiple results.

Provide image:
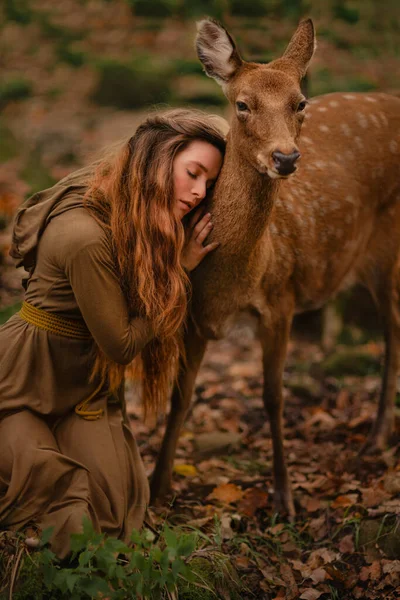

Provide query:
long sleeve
left=64, top=230, right=154, bottom=365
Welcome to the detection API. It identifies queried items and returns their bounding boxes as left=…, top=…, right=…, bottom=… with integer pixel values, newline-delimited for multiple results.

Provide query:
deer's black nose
left=272, top=150, right=301, bottom=175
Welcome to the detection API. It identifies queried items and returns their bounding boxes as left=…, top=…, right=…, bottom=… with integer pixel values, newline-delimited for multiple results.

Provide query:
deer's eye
left=236, top=101, right=249, bottom=112
left=297, top=100, right=308, bottom=112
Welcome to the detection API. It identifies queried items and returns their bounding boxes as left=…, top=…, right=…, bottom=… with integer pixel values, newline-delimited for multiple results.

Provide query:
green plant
left=40, top=519, right=200, bottom=599
left=0, top=78, right=33, bottom=109
left=4, top=0, right=33, bottom=24
left=127, top=0, right=179, bottom=18
left=92, top=57, right=173, bottom=109
left=0, top=304, right=22, bottom=325
left=20, top=152, right=56, bottom=197
left=0, top=121, right=19, bottom=162
left=2, top=519, right=239, bottom=599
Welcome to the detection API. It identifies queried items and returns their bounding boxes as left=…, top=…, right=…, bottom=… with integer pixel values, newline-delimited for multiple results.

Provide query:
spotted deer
left=150, top=18, right=400, bottom=515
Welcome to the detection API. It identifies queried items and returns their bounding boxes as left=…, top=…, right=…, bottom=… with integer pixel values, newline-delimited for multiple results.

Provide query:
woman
left=0, top=109, right=226, bottom=557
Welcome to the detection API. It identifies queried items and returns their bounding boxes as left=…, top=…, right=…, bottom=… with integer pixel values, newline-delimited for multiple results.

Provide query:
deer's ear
left=196, top=18, right=243, bottom=87
left=282, top=19, right=316, bottom=79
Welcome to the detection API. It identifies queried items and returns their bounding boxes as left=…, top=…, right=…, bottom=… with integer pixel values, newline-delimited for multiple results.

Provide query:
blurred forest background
left=2, top=3, right=400, bottom=598
left=1, top=0, right=400, bottom=325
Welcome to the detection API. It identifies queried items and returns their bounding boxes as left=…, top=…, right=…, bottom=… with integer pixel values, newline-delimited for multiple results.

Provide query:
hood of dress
left=10, top=164, right=96, bottom=272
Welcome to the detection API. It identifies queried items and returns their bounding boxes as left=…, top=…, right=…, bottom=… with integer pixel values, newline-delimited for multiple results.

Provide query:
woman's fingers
left=195, top=217, right=213, bottom=244
left=189, top=207, right=205, bottom=230
left=202, top=241, right=220, bottom=255
left=193, top=213, right=212, bottom=240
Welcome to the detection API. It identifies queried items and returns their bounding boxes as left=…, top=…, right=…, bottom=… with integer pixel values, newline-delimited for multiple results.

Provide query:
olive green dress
left=0, top=166, right=153, bottom=558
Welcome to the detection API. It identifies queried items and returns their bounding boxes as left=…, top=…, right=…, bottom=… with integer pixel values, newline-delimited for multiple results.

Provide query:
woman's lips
left=179, top=200, right=192, bottom=212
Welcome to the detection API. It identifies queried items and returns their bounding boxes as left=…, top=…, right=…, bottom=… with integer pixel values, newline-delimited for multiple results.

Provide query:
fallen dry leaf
left=299, top=589, right=323, bottom=600
left=339, top=533, right=355, bottom=554
left=310, top=567, right=329, bottom=584
left=331, top=494, right=359, bottom=509
left=238, top=487, right=269, bottom=517
left=299, top=495, right=322, bottom=513
left=279, top=563, right=298, bottom=600
left=207, top=483, right=244, bottom=504
left=173, top=464, right=198, bottom=477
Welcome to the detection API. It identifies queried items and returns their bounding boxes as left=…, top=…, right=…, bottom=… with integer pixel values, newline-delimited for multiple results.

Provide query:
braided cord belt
left=19, top=301, right=104, bottom=420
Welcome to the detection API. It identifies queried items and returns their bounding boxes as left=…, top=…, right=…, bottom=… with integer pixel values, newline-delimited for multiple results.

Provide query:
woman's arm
left=64, top=234, right=154, bottom=365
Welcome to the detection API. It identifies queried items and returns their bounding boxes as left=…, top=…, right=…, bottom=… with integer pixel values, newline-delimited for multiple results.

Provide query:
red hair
left=84, top=109, right=226, bottom=416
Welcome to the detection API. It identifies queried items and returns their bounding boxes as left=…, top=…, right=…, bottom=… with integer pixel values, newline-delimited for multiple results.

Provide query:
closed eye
left=187, top=170, right=197, bottom=179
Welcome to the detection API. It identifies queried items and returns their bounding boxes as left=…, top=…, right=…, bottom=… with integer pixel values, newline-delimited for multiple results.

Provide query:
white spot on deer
left=336, top=227, right=343, bottom=238
left=345, top=213, right=353, bottom=224
left=340, top=123, right=351, bottom=137
left=329, top=100, right=339, bottom=108
left=345, top=150, right=355, bottom=160
left=301, top=136, right=313, bottom=144
left=346, top=195, right=356, bottom=205
left=317, top=107, right=328, bottom=112
left=319, top=125, right=329, bottom=133
left=285, top=199, right=293, bottom=212
left=354, top=136, right=364, bottom=150
left=365, top=96, right=377, bottom=103
left=389, top=140, right=398, bottom=153
left=379, top=112, right=388, bottom=126
left=315, top=160, right=327, bottom=169
left=343, top=94, right=356, bottom=100
left=369, top=114, right=380, bottom=127
left=330, top=180, right=340, bottom=189
left=357, top=113, right=368, bottom=129
left=270, top=223, right=278, bottom=235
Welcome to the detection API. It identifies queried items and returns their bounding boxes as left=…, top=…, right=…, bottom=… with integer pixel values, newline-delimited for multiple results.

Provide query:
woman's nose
left=193, top=180, right=206, bottom=200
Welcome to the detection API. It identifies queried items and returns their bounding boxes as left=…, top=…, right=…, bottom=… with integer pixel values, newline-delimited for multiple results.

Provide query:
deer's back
left=264, top=91, right=400, bottom=312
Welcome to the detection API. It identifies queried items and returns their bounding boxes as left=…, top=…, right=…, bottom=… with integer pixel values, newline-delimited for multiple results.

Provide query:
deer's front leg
left=259, top=305, right=295, bottom=518
left=150, top=320, right=207, bottom=503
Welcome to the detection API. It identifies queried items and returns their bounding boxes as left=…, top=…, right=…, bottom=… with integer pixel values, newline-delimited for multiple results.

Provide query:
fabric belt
left=19, top=301, right=91, bottom=340
left=19, top=301, right=104, bottom=420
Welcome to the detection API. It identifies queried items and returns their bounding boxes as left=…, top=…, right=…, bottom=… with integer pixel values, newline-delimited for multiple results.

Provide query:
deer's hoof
left=150, top=477, right=172, bottom=506
left=358, top=433, right=388, bottom=457
left=273, top=488, right=296, bottom=521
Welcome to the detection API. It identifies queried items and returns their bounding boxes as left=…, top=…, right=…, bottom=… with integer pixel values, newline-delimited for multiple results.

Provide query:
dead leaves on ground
left=129, top=333, right=400, bottom=599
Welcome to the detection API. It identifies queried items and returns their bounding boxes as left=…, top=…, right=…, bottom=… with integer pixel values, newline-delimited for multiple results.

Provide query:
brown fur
left=151, top=19, right=400, bottom=516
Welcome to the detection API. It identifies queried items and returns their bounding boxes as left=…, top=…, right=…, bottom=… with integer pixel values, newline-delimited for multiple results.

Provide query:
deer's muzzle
left=272, top=150, right=301, bottom=176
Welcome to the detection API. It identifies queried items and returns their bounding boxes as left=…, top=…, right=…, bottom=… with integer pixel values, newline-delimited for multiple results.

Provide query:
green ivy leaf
left=39, top=526, right=54, bottom=547
left=163, top=526, right=178, bottom=549
left=177, top=533, right=197, bottom=557
left=66, top=572, right=80, bottom=593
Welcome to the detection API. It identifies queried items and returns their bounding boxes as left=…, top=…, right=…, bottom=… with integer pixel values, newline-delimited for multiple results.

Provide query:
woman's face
left=173, top=140, right=223, bottom=219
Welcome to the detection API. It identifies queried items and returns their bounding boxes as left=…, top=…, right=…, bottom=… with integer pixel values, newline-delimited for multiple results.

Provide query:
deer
left=150, top=18, right=400, bottom=517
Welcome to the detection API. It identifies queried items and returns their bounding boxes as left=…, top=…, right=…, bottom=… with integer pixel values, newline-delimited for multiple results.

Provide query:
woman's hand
left=181, top=209, right=220, bottom=272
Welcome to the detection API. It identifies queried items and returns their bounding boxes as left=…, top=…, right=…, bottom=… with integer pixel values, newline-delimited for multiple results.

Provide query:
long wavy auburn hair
left=83, top=108, right=227, bottom=417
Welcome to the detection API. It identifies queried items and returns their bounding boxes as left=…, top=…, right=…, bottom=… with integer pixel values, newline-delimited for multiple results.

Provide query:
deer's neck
left=190, top=139, right=280, bottom=336
left=209, top=141, right=278, bottom=248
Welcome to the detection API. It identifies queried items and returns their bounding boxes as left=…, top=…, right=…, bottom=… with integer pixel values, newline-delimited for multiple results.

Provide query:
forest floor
left=128, top=320, right=400, bottom=599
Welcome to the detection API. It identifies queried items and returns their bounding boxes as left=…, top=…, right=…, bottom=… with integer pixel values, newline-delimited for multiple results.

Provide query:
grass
left=0, top=519, right=243, bottom=600
left=0, top=303, right=21, bottom=325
